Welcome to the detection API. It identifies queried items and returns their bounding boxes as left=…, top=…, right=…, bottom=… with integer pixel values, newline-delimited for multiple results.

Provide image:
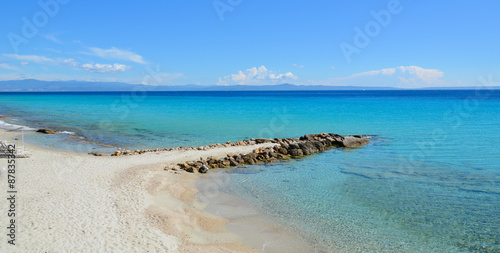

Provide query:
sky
left=0, top=0, right=499, bottom=88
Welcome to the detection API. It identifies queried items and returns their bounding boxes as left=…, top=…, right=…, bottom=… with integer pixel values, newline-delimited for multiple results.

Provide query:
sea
left=1, top=90, right=499, bottom=252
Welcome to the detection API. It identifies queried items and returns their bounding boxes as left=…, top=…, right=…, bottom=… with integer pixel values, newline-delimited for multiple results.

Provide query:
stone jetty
left=109, top=133, right=368, bottom=173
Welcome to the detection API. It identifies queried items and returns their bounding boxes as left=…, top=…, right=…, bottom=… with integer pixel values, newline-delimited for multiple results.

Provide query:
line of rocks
left=165, top=133, right=369, bottom=173
left=109, top=138, right=277, bottom=156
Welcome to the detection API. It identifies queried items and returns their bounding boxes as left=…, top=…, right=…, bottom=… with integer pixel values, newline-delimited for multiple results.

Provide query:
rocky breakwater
left=109, top=138, right=275, bottom=157
left=165, top=133, right=369, bottom=174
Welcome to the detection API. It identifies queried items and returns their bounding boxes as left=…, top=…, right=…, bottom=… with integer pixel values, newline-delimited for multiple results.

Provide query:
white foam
left=59, top=131, right=76, bottom=135
left=0, top=120, right=36, bottom=131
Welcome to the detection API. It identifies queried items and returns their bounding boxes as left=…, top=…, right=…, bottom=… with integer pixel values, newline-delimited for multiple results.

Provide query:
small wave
left=0, top=120, right=36, bottom=131
left=58, top=131, right=76, bottom=135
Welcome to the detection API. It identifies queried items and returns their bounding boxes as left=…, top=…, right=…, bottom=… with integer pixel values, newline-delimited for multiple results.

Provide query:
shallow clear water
left=1, top=90, right=499, bottom=251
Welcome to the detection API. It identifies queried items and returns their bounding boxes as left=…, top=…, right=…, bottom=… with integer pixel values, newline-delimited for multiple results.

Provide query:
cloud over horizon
left=80, top=63, right=132, bottom=73
left=307, top=65, right=447, bottom=88
left=87, top=47, right=147, bottom=64
left=350, top=66, right=444, bottom=84
left=218, top=65, right=298, bottom=86
left=3, top=54, right=54, bottom=63
left=0, top=62, right=18, bottom=71
left=2, top=54, right=134, bottom=74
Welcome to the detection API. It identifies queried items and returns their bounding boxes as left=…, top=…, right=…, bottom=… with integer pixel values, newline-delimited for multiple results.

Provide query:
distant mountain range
left=0, top=79, right=498, bottom=92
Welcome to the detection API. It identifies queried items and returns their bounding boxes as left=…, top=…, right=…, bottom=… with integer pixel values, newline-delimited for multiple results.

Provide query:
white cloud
left=269, top=72, right=297, bottom=80
left=396, top=66, right=444, bottom=83
left=43, top=33, right=62, bottom=44
left=351, top=67, right=397, bottom=77
left=59, top=58, right=79, bottom=68
left=44, top=48, right=62, bottom=54
left=0, top=63, right=18, bottom=70
left=80, top=63, right=132, bottom=73
left=330, top=66, right=336, bottom=70
left=232, top=71, right=247, bottom=82
left=311, top=65, right=446, bottom=88
left=348, top=66, right=444, bottom=86
left=88, top=47, right=146, bottom=64
left=3, top=54, right=54, bottom=63
left=2, top=53, right=134, bottom=74
left=217, top=65, right=298, bottom=85
left=293, top=64, right=304, bottom=68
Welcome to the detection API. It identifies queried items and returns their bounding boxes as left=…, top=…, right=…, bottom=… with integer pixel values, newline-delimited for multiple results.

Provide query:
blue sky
left=0, top=0, right=499, bottom=87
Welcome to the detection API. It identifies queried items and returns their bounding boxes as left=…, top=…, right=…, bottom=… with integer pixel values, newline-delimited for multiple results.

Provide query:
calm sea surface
left=1, top=90, right=499, bottom=251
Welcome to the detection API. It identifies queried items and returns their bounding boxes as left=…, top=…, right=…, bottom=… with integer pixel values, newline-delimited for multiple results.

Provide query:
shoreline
left=0, top=114, right=370, bottom=252
left=0, top=129, right=299, bottom=252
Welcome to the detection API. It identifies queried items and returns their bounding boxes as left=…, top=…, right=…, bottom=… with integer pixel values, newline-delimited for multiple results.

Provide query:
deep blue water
left=1, top=90, right=499, bottom=251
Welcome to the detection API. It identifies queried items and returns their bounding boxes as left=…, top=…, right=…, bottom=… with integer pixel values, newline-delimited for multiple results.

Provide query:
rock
left=178, top=163, right=190, bottom=169
left=299, top=134, right=312, bottom=141
left=267, top=158, right=278, bottom=163
left=278, top=147, right=288, bottom=155
left=234, top=155, right=243, bottom=163
left=342, top=135, right=369, bottom=148
left=36, top=129, right=57, bottom=134
left=89, top=152, right=106, bottom=156
left=255, top=138, right=271, bottom=144
left=229, top=159, right=239, bottom=166
left=311, top=140, right=326, bottom=151
left=222, top=159, right=231, bottom=168
left=288, top=148, right=303, bottom=157
left=276, top=153, right=290, bottom=159
left=235, top=141, right=245, bottom=146
left=242, top=153, right=257, bottom=164
left=298, top=142, right=318, bottom=155
left=280, top=142, right=289, bottom=149
left=199, top=164, right=209, bottom=173
left=245, top=153, right=258, bottom=160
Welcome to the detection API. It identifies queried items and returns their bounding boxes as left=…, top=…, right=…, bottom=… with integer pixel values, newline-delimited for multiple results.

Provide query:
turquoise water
left=1, top=90, right=499, bottom=251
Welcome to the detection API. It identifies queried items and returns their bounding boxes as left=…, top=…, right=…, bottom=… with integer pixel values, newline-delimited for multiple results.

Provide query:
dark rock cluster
left=164, top=133, right=369, bottom=173
left=36, top=129, right=58, bottom=134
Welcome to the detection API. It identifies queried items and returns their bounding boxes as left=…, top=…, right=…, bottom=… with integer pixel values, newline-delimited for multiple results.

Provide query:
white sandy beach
left=0, top=133, right=286, bottom=253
